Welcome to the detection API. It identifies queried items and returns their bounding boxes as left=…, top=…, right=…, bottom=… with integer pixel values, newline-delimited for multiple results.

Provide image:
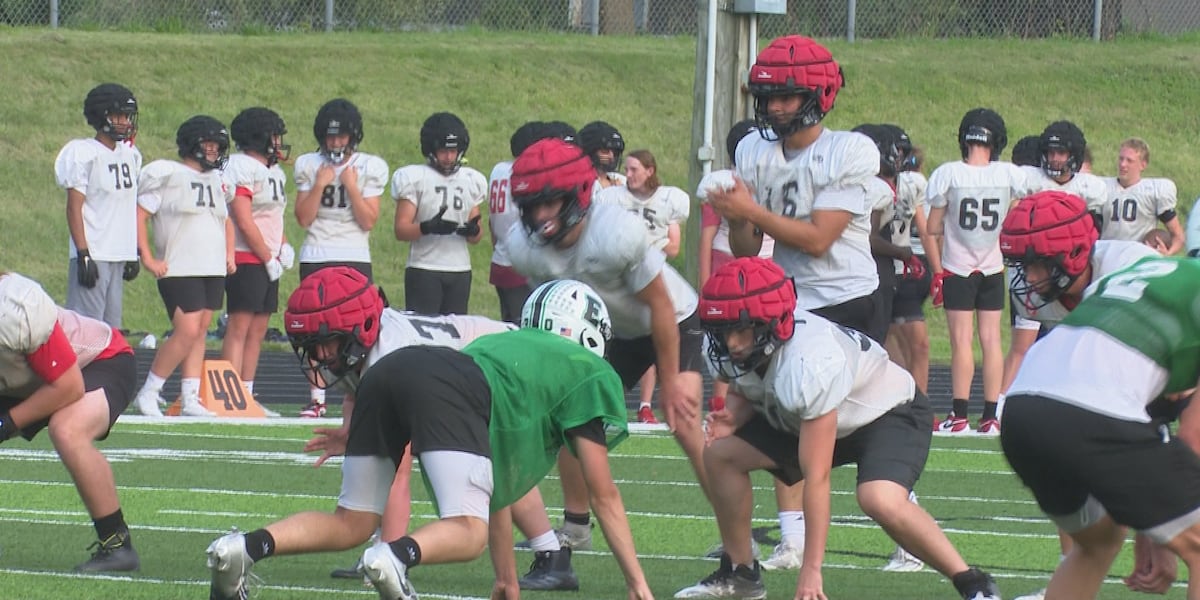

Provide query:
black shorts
left=157, top=276, right=224, bottom=320
left=405, top=267, right=472, bottom=316
left=809, top=294, right=876, bottom=338
left=734, top=390, right=933, bottom=490
left=892, top=255, right=932, bottom=323
left=299, top=261, right=373, bottom=282
left=495, top=283, right=533, bottom=325
left=225, top=264, right=280, bottom=314
left=346, top=346, right=492, bottom=464
left=867, top=258, right=896, bottom=344
left=0, top=352, right=136, bottom=442
left=942, top=271, right=1005, bottom=311
left=1001, top=394, right=1200, bottom=534
left=607, top=312, right=705, bottom=390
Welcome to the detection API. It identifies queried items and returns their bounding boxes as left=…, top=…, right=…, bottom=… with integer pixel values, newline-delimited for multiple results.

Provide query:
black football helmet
left=313, top=98, right=363, bottom=164
left=1011, top=135, right=1041, bottom=167
left=420, top=112, right=470, bottom=175
left=853, top=123, right=909, bottom=178
left=1039, top=121, right=1087, bottom=179
left=577, top=121, right=625, bottom=172
left=176, top=115, right=230, bottom=171
left=543, top=120, right=578, bottom=144
left=509, top=121, right=547, bottom=159
left=84, top=83, right=138, bottom=142
left=231, top=107, right=290, bottom=166
left=725, top=119, right=757, bottom=165
left=958, top=108, right=1007, bottom=161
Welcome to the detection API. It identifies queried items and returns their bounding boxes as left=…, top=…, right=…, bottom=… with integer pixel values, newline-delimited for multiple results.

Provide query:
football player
left=220, top=107, right=293, bottom=405
left=674, top=257, right=1001, bottom=600
left=1002, top=256, right=1200, bottom=600
left=206, top=267, right=528, bottom=598
left=997, top=190, right=1157, bottom=600
left=55, top=83, right=142, bottom=328
left=1010, top=135, right=1041, bottom=168
left=0, top=272, right=140, bottom=572
left=488, top=121, right=543, bottom=324
left=1020, top=120, right=1107, bottom=221
left=924, top=108, right=1029, bottom=436
left=704, top=34, right=882, bottom=571
left=596, top=148, right=692, bottom=424
left=391, top=112, right=487, bottom=315
left=131, top=116, right=234, bottom=418
left=577, top=120, right=627, bottom=198
left=292, top=98, right=388, bottom=418
left=1099, top=137, right=1184, bottom=254
left=506, top=138, right=709, bottom=557
left=888, top=129, right=936, bottom=398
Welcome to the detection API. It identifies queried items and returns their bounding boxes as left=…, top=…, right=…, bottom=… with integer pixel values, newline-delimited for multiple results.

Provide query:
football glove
left=278, top=242, right=296, bottom=270
left=122, top=259, right=140, bottom=281
left=456, top=215, right=482, bottom=238
left=901, top=255, right=926, bottom=280
left=265, top=258, right=284, bottom=282
left=76, top=249, right=99, bottom=289
left=930, top=271, right=949, bottom=308
left=419, top=206, right=459, bottom=235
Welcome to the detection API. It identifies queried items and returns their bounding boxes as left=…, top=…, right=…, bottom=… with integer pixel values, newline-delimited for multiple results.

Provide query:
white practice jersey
left=0, top=273, right=115, bottom=398
left=1100, top=176, right=1177, bottom=242
left=596, top=185, right=690, bottom=251
left=488, top=160, right=520, bottom=267
left=697, top=169, right=774, bottom=257
left=54, top=138, right=143, bottom=261
left=391, top=163, right=487, bottom=272
left=224, top=153, right=287, bottom=256
left=901, top=171, right=930, bottom=255
left=293, top=151, right=389, bottom=264
left=137, top=160, right=233, bottom=277
left=1021, top=166, right=1107, bottom=216
left=336, top=308, right=515, bottom=393
left=1188, top=196, right=1200, bottom=256
left=926, top=161, right=1029, bottom=275
left=505, top=202, right=698, bottom=339
left=726, top=309, right=914, bottom=438
left=1011, top=240, right=1157, bottom=330
left=867, top=176, right=895, bottom=226
left=735, top=129, right=880, bottom=309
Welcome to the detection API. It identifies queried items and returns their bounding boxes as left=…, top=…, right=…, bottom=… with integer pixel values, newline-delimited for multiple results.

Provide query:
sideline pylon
left=165, top=359, right=268, bottom=417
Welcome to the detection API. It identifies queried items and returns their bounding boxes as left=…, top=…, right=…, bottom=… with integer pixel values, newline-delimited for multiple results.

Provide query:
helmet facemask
left=1006, top=255, right=1078, bottom=311
left=753, top=87, right=824, bottom=142
left=703, top=318, right=784, bottom=379
left=289, top=328, right=371, bottom=391
left=104, top=108, right=138, bottom=142
left=517, top=188, right=586, bottom=246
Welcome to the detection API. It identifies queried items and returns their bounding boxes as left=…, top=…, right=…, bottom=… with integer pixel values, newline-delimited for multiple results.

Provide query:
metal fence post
left=325, top=0, right=334, bottom=32
left=847, top=0, right=857, bottom=43
left=50, top=0, right=58, bottom=28
left=1092, top=0, right=1103, bottom=41
left=590, top=0, right=600, bottom=36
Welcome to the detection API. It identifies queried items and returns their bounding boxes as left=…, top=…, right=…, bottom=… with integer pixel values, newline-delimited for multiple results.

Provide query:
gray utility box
left=732, top=0, right=786, bottom=15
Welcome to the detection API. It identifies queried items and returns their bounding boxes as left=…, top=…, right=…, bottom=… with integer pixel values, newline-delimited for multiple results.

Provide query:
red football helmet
left=1000, top=190, right=1098, bottom=309
left=511, top=138, right=596, bottom=245
left=748, top=35, right=844, bottom=140
left=699, top=257, right=796, bottom=377
left=284, top=266, right=385, bottom=389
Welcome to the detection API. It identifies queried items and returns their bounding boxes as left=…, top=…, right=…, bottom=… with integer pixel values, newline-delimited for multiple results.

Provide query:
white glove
left=697, top=169, right=736, bottom=201
left=265, top=258, right=284, bottom=282
left=278, top=243, right=295, bottom=269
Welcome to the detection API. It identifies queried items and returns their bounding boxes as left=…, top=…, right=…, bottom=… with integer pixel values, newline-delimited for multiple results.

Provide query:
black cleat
left=75, top=533, right=140, bottom=572
left=519, top=548, right=580, bottom=591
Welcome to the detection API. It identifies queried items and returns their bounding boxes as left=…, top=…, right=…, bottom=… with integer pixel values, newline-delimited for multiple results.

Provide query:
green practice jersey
left=464, top=328, right=629, bottom=509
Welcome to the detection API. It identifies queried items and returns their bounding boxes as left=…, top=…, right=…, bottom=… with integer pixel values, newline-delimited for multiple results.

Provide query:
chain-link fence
left=1, top=0, right=1197, bottom=37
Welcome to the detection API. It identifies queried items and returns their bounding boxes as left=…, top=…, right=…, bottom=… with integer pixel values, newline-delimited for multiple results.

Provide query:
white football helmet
left=521, top=280, right=612, bottom=357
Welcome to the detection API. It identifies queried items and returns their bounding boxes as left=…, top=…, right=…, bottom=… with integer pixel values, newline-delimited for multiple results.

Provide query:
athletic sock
left=952, top=398, right=969, bottom=419
left=389, top=536, right=422, bottom=567
left=244, top=529, right=275, bottom=562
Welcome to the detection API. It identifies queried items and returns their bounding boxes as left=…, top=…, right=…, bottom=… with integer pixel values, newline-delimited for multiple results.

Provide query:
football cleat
left=181, top=393, right=216, bottom=417
left=881, top=545, right=924, bottom=572
left=951, top=567, right=1002, bottom=600
left=976, top=418, right=1001, bottom=436
left=637, top=405, right=659, bottom=424
left=518, top=548, right=580, bottom=591
left=361, top=539, right=417, bottom=600
left=760, top=541, right=804, bottom=571
left=75, top=532, right=139, bottom=572
left=1013, top=588, right=1045, bottom=600
left=300, top=400, right=327, bottom=418
left=207, top=529, right=253, bottom=600
left=674, top=553, right=766, bottom=599
left=134, top=389, right=165, bottom=417
left=935, top=414, right=973, bottom=435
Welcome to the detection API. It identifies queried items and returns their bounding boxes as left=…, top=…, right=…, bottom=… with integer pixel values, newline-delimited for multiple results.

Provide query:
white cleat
left=881, top=545, right=925, bottom=572
left=759, top=541, right=804, bottom=571
left=362, top=539, right=418, bottom=600
left=207, top=529, right=253, bottom=600
left=1013, top=588, right=1045, bottom=600
left=181, top=394, right=216, bottom=417
left=134, top=389, right=164, bottom=417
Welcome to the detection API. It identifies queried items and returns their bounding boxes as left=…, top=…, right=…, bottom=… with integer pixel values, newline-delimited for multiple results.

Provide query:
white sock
left=779, top=511, right=805, bottom=548
left=527, top=530, right=561, bottom=552
left=639, top=402, right=651, bottom=409
left=142, top=372, right=166, bottom=394
left=311, top=388, right=326, bottom=404
left=243, top=380, right=254, bottom=394
left=181, top=377, right=201, bottom=399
